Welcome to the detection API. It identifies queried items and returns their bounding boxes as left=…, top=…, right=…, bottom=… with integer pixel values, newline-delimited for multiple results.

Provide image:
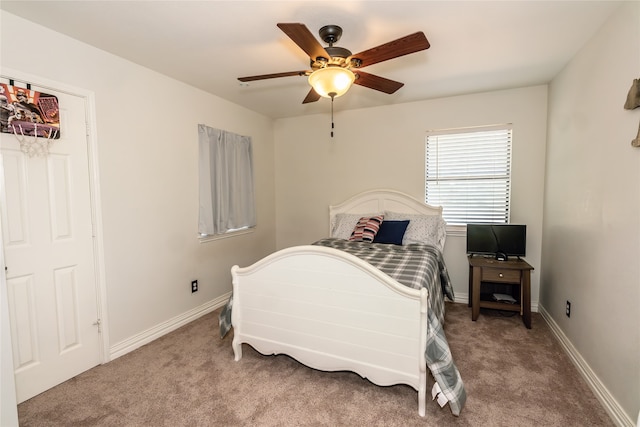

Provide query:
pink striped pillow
left=349, top=215, right=384, bottom=242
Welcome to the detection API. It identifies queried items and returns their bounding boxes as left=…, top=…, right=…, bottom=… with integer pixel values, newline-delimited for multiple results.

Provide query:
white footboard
left=231, top=245, right=429, bottom=416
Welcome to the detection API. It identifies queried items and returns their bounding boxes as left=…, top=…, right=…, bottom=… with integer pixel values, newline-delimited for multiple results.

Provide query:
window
left=425, top=125, right=512, bottom=226
left=198, top=124, right=256, bottom=238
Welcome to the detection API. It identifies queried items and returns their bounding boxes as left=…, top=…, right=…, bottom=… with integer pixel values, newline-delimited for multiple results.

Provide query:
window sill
left=199, top=227, right=255, bottom=243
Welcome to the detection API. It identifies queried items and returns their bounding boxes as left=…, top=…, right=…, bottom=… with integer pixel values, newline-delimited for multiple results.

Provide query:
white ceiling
left=0, top=1, right=622, bottom=119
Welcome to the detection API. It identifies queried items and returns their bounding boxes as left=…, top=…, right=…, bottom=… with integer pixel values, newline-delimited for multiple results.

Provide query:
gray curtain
left=198, top=124, right=256, bottom=236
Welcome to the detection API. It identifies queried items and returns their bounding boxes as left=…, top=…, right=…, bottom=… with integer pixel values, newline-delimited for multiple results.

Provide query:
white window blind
left=425, top=125, right=512, bottom=225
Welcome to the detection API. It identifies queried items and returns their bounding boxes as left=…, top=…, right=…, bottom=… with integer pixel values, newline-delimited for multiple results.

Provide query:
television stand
left=467, top=256, right=534, bottom=328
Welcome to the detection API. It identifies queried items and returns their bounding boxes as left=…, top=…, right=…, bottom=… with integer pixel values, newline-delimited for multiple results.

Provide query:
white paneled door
left=0, top=85, right=101, bottom=403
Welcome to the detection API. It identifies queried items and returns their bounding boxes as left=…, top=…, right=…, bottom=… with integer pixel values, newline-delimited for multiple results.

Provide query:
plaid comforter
left=219, top=239, right=466, bottom=416
left=313, top=238, right=454, bottom=321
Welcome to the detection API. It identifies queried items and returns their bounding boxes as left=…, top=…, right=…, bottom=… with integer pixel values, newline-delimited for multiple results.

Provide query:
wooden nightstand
left=468, top=256, right=534, bottom=328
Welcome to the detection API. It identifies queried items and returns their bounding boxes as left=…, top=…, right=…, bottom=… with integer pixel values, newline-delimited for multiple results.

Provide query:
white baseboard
left=109, top=292, right=231, bottom=361
left=538, top=305, right=635, bottom=427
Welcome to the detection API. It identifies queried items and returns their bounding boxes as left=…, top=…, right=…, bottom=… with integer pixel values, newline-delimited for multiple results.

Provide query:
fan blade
left=302, top=88, right=321, bottom=104
left=277, top=23, right=331, bottom=61
left=353, top=71, right=404, bottom=94
left=238, top=71, right=308, bottom=82
left=350, top=32, right=430, bottom=68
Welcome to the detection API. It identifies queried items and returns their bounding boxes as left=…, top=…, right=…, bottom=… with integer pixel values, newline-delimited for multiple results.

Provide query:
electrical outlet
left=191, top=280, right=198, bottom=293
left=566, top=300, right=571, bottom=318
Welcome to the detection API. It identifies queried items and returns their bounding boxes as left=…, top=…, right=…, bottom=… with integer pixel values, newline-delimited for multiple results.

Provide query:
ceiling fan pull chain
left=330, top=93, right=335, bottom=138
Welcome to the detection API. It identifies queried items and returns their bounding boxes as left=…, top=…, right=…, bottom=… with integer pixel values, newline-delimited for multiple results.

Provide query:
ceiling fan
left=238, top=23, right=431, bottom=104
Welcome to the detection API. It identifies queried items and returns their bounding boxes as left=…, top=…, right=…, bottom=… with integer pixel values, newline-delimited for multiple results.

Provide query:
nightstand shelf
left=468, top=256, right=534, bottom=328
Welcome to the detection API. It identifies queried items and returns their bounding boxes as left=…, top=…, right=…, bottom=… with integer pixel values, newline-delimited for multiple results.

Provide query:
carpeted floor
left=17, top=303, right=614, bottom=426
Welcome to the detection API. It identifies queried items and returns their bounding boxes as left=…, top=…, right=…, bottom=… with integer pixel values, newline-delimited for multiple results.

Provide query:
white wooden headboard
left=329, top=189, right=443, bottom=234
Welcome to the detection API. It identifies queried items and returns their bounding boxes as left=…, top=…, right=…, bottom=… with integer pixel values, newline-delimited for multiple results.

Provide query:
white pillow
left=384, top=211, right=447, bottom=250
left=331, top=213, right=381, bottom=239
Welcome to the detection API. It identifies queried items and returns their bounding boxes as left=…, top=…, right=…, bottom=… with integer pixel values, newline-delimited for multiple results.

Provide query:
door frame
left=0, top=68, right=110, bottom=377
left=1, top=213, right=18, bottom=427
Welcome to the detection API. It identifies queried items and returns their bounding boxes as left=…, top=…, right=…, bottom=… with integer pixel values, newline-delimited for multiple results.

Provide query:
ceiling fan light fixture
left=308, top=67, right=355, bottom=98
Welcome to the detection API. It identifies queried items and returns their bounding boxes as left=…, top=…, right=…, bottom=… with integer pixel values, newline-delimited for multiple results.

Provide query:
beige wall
left=274, top=85, right=548, bottom=305
left=0, top=12, right=277, bottom=347
left=543, top=1, right=640, bottom=423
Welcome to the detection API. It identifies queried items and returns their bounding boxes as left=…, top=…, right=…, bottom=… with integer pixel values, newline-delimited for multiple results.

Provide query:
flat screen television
left=466, top=224, right=526, bottom=260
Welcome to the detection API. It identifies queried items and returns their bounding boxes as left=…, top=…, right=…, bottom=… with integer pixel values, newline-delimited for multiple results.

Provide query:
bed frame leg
left=232, top=337, right=242, bottom=361
left=418, top=363, right=427, bottom=416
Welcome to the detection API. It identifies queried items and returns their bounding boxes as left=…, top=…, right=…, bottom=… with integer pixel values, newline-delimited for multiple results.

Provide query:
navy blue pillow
left=373, top=220, right=410, bottom=245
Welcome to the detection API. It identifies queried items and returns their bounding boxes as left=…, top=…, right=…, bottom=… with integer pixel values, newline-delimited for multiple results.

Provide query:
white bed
left=222, top=189, right=465, bottom=416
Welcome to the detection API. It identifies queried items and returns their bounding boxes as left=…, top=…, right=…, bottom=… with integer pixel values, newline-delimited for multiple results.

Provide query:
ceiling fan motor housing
left=326, top=46, right=352, bottom=59
left=313, top=25, right=354, bottom=68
